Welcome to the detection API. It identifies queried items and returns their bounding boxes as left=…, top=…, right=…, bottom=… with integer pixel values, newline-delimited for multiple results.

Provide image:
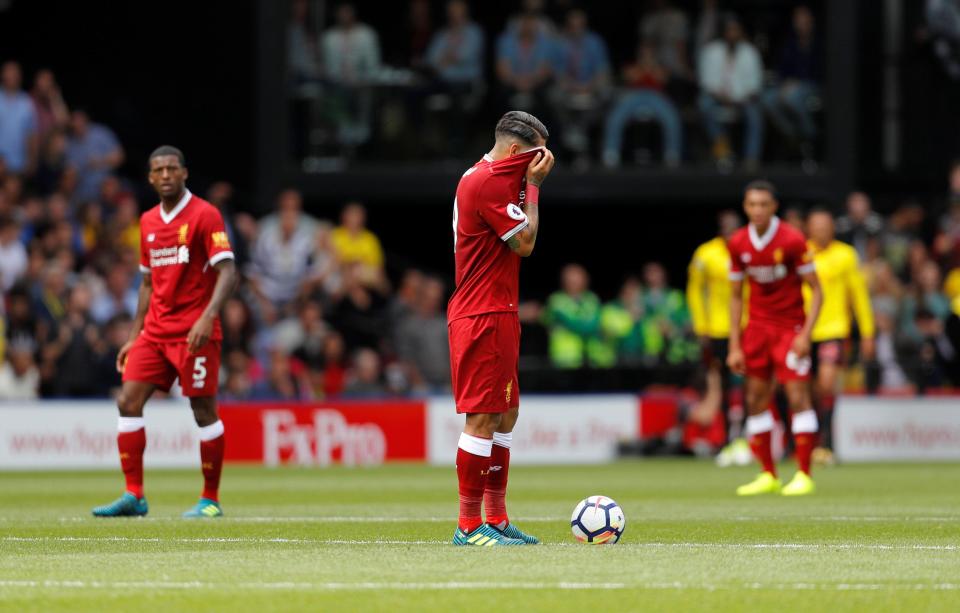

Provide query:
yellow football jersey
left=804, top=240, right=875, bottom=341
left=687, top=237, right=734, bottom=339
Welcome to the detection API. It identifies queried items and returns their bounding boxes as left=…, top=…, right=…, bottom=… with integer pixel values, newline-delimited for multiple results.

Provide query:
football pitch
left=1, top=461, right=959, bottom=612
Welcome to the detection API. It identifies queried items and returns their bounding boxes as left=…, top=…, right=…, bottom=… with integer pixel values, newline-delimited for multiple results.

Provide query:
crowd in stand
left=289, top=0, right=823, bottom=169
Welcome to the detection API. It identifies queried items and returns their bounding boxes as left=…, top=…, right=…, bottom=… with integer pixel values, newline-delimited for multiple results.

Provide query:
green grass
left=1, top=460, right=959, bottom=612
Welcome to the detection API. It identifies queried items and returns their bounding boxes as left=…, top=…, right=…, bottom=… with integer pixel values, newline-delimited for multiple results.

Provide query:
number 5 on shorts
left=192, top=356, right=207, bottom=389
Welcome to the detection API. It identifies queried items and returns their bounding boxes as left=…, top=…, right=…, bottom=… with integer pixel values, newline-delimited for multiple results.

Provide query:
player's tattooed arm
left=507, top=202, right=539, bottom=256
left=187, top=259, right=239, bottom=353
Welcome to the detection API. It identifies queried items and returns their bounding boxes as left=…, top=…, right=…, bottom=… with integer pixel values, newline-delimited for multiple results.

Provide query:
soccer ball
left=570, top=495, right=625, bottom=544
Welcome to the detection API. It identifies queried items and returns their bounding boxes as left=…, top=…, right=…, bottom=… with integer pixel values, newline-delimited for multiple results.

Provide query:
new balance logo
left=489, top=465, right=502, bottom=472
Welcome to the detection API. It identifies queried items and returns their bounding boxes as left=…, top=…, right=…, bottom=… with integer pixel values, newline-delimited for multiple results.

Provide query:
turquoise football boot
left=91, top=493, right=148, bottom=517
left=182, top=498, right=223, bottom=518
left=495, top=522, right=540, bottom=544
left=452, top=523, right=525, bottom=546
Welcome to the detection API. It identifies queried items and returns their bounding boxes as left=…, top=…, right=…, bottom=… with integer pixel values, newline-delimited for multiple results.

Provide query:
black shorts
left=703, top=338, right=729, bottom=366
left=811, top=339, right=847, bottom=374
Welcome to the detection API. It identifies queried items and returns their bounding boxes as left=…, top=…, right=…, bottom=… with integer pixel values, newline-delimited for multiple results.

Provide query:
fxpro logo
left=262, top=409, right=387, bottom=466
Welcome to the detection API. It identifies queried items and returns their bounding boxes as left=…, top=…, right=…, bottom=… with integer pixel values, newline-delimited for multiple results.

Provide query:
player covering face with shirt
left=726, top=181, right=823, bottom=497
left=448, top=111, right=554, bottom=546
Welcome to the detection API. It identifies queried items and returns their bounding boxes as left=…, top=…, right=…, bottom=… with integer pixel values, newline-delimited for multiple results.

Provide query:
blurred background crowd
left=288, top=0, right=824, bottom=171
left=3, top=0, right=960, bottom=401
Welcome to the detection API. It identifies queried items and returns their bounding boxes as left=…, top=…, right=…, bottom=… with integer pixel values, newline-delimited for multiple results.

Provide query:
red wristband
left=526, top=184, right=540, bottom=205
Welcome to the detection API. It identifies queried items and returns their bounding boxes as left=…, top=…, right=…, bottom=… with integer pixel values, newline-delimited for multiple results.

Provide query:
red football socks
left=791, top=409, right=819, bottom=476
left=745, top=412, right=776, bottom=476
left=117, top=417, right=146, bottom=498
left=749, top=431, right=776, bottom=476
left=456, top=433, right=493, bottom=533
left=198, top=421, right=226, bottom=502
left=484, top=433, right=512, bottom=528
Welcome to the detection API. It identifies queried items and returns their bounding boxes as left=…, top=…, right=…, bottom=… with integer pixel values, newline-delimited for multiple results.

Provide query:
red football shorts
left=122, top=336, right=221, bottom=397
left=741, top=321, right=810, bottom=383
left=448, top=312, right=520, bottom=414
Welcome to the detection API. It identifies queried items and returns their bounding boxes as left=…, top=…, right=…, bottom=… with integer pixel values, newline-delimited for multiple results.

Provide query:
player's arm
left=186, top=259, right=238, bottom=354
left=115, top=272, right=152, bottom=373
left=506, top=149, right=554, bottom=257
left=793, top=269, right=822, bottom=360
left=726, top=277, right=745, bottom=375
left=846, top=256, right=876, bottom=359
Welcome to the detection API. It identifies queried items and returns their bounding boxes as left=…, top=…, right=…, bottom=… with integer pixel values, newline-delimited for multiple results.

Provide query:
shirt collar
left=159, top=189, right=192, bottom=225
left=748, top=216, right=780, bottom=251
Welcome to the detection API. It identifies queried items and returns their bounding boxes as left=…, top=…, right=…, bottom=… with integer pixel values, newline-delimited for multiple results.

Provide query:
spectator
left=42, top=283, right=100, bottom=397
left=398, top=0, right=434, bottom=71
left=836, top=191, right=885, bottom=261
left=0, top=216, right=27, bottom=292
left=496, top=11, right=555, bottom=115
left=64, top=109, right=124, bottom=203
left=762, top=5, right=822, bottom=159
left=90, top=262, right=137, bottom=325
left=602, top=42, right=683, bottom=167
left=221, top=350, right=255, bottom=401
left=884, top=206, right=926, bottom=281
left=874, top=305, right=910, bottom=391
left=5, top=284, right=41, bottom=345
left=542, top=263, right=603, bottom=369
left=321, top=2, right=380, bottom=146
left=251, top=350, right=306, bottom=400
left=288, top=0, right=320, bottom=83
left=0, top=337, right=39, bottom=400
left=30, top=69, right=69, bottom=143
left=274, top=299, right=329, bottom=367
left=598, top=276, right=647, bottom=366
left=32, top=261, right=69, bottom=326
left=329, top=262, right=389, bottom=351
left=330, top=202, right=384, bottom=275
left=92, top=313, right=131, bottom=397
left=36, top=126, right=68, bottom=193
left=316, top=331, right=347, bottom=397
left=106, top=194, right=141, bottom=257
left=342, top=347, right=387, bottom=398
left=935, top=160, right=960, bottom=266
left=551, top=9, right=611, bottom=164
left=427, top=1, right=485, bottom=86
left=639, top=0, right=693, bottom=85
left=395, top=276, right=450, bottom=390
left=323, top=3, right=381, bottom=83
left=0, top=61, right=38, bottom=175
left=639, top=262, right=694, bottom=364
left=698, top=14, right=764, bottom=167
left=221, top=297, right=254, bottom=356
left=901, top=260, right=951, bottom=342
left=246, top=189, right=320, bottom=321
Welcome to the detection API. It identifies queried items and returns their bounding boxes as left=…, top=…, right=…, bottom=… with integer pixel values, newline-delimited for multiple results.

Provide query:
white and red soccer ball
left=570, top=495, right=625, bottom=544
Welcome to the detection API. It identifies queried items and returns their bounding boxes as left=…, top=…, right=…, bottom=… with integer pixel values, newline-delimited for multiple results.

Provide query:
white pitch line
left=4, top=536, right=959, bottom=551
left=2, top=536, right=444, bottom=545
left=41, top=515, right=960, bottom=524
left=1, top=579, right=959, bottom=592
left=52, top=516, right=563, bottom=524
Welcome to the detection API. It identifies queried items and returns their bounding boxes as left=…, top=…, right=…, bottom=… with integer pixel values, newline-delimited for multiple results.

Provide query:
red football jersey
left=138, top=190, right=234, bottom=342
left=447, top=149, right=541, bottom=323
left=728, top=216, right=814, bottom=328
